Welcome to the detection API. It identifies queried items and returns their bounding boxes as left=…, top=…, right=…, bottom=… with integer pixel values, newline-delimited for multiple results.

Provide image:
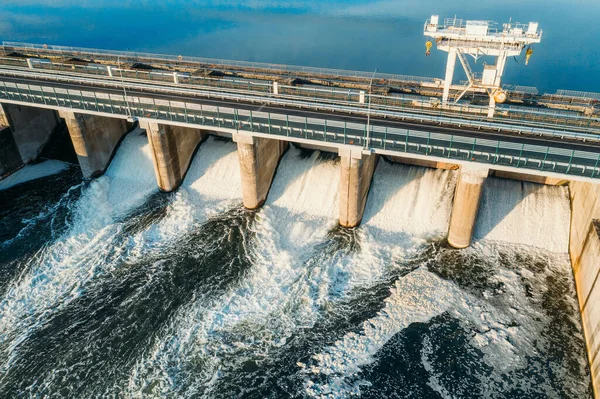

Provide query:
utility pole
left=365, top=68, right=378, bottom=149
left=117, top=52, right=133, bottom=119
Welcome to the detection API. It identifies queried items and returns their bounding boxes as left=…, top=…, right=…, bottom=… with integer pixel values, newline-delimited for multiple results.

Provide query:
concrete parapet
left=60, top=111, right=128, bottom=178
left=140, top=121, right=207, bottom=192
left=339, top=148, right=378, bottom=228
left=569, top=181, right=600, bottom=396
left=447, top=165, right=488, bottom=248
left=233, top=132, right=288, bottom=209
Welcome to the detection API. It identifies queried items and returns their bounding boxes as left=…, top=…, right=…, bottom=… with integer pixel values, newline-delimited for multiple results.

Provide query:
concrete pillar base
left=233, top=132, right=288, bottom=209
left=339, top=148, right=378, bottom=228
left=140, top=121, right=207, bottom=192
left=447, top=165, right=488, bottom=248
left=60, top=111, right=128, bottom=178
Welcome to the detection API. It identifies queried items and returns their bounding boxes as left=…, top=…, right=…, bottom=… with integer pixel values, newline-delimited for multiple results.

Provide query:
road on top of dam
left=1, top=73, right=599, bottom=155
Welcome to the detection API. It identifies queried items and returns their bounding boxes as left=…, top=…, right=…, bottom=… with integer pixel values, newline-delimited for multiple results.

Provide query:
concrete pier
left=60, top=111, right=128, bottom=178
left=447, top=166, right=488, bottom=248
left=140, top=121, right=207, bottom=192
left=569, top=181, right=600, bottom=396
left=0, top=104, right=59, bottom=176
left=233, top=132, right=288, bottom=209
left=339, top=148, right=378, bottom=228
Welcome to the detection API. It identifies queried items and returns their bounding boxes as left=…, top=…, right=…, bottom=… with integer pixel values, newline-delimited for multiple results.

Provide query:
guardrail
left=1, top=80, right=598, bottom=180
left=1, top=60, right=599, bottom=138
left=1, top=42, right=437, bottom=84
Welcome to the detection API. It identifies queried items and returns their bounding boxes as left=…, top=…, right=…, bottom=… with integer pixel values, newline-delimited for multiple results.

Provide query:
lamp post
left=365, top=67, right=378, bottom=149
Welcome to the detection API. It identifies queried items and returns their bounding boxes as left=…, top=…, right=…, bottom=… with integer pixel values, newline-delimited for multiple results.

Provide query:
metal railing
left=1, top=60, right=599, bottom=138
left=1, top=80, right=598, bottom=180
left=1, top=42, right=438, bottom=84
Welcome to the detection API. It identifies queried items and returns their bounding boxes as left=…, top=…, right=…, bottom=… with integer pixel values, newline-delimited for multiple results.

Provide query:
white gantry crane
left=424, top=15, right=542, bottom=117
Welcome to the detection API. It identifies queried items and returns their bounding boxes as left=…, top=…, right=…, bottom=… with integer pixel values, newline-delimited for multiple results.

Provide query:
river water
left=0, top=1, right=596, bottom=397
left=1, top=0, right=600, bottom=93
left=0, top=131, right=593, bottom=397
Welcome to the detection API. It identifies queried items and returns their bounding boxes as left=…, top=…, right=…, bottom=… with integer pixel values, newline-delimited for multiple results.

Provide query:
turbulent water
left=0, top=134, right=592, bottom=398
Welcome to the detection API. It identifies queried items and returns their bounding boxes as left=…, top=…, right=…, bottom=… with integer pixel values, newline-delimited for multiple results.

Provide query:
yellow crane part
left=425, top=41, right=433, bottom=56
left=525, top=47, right=534, bottom=65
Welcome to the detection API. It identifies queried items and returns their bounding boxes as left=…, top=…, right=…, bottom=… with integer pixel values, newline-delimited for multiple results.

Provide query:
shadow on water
left=204, top=230, right=435, bottom=399
left=0, top=206, right=257, bottom=398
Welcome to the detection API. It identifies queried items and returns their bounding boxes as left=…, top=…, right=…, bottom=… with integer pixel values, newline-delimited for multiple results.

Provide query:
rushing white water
left=304, top=169, right=577, bottom=397
left=474, top=177, right=571, bottom=252
left=0, top=129, right=157, bottom=367
left=0, top=160, right=71, bottom=191
left=132, top=136, right=243, bottom=248
left=127, top=147, right=344, bottom=396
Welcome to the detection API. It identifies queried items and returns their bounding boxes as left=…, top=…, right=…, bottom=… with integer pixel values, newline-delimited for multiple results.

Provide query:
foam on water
left=474, top=178, right=571, bottom=252
left=303, top=170, right=581, bottom=397
left=0, top=129, right=157, bottom=367
left=126, top=147, right=345, bottom=396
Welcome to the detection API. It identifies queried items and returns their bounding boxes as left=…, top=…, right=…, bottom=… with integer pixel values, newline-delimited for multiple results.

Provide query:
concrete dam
left=0, top=40, right=599, bottom=397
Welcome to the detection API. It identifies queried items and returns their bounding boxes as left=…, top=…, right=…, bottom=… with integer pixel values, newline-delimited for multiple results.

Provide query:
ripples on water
left=0, top=134, right=592, bottom=397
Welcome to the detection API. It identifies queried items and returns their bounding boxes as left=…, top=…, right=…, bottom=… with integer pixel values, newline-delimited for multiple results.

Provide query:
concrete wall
left=569, top=181, right=600, bottom=396
left=0, top=104, right=59, bottom=177
left=141, top=121, right=207, bottom=192
left=339, top=148, right=378, bottom=228
left=0, top=126, right=23, bottom=177
left=60, top=111, right=128, bottom=178
left=234, top=132, right=288, bottom=209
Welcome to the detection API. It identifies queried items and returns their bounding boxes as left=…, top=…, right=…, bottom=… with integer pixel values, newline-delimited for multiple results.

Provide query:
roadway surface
left=1, top=73, right=599, bottom=156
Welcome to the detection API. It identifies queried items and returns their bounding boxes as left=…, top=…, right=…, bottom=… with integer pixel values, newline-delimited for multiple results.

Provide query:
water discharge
left=0, top=140, right=591, bottom=397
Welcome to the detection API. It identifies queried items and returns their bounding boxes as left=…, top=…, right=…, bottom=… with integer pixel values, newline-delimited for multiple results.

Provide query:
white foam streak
left=305, top=267, right=462, bottom=397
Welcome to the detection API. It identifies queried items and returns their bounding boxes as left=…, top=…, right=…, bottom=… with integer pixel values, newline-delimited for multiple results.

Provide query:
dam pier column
left=447, top=165, right=489, bottom=248
left=233, top=132, right=288, bottom=209
left=60, top=111, right=128, bottom=178
left=1, top=104, right=59, bottom=176
left=339, top=148, right=378, bottom=228
left=140, top=120, right=207, bottom=192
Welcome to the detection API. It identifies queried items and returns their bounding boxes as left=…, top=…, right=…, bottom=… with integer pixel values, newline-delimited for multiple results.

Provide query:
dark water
left=1, top=1, right=600, bottom=93
left=0, top=133, right=592, bottom=398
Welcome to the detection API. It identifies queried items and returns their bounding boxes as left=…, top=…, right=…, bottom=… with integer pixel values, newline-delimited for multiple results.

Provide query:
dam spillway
left=0, top=128, right=594, bottom=397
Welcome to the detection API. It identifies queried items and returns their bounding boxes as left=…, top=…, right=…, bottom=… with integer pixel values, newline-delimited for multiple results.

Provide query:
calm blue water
left=1, top=0, right=599, bottom=94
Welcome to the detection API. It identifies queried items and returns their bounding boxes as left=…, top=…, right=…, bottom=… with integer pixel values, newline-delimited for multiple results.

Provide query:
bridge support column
left=60, top=111, right=128, bottom=178
left=233, top=132, right=288, bottom=209
left=339, top=148, right=378, bottom=228
left=0, top=104, right=59, bottom=176
left=140, top=121, right=207, bottom=192
left=447, top=165, right=489, bottom=248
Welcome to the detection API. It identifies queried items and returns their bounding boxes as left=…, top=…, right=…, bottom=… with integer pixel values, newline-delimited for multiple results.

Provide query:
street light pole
left=117, top=53, right=133, bottom=119
left=365, top=67, right=378, bottom=149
